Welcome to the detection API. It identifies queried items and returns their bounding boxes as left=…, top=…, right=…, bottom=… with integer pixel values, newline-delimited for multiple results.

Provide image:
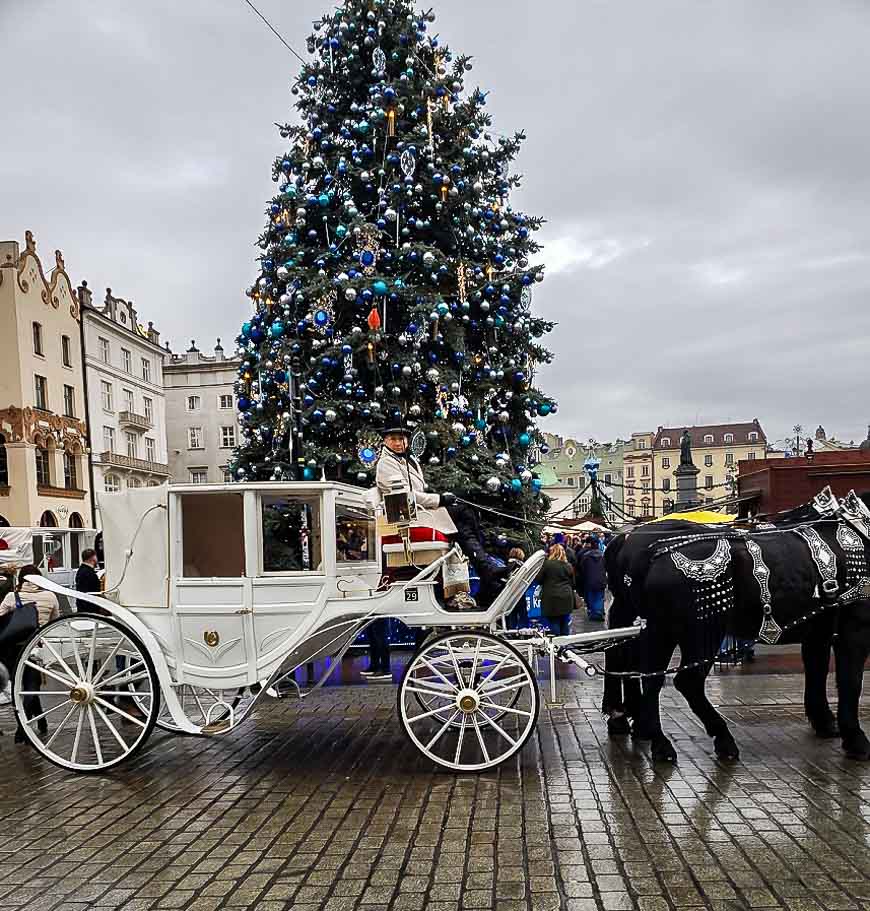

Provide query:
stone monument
left=674, top=429, right=700, bottom=510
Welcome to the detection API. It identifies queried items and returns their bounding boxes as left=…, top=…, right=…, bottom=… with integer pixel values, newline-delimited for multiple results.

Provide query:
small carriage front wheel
left=398, top=630, right=539, bottom=772
left=12, top=614, right=160, bottom=773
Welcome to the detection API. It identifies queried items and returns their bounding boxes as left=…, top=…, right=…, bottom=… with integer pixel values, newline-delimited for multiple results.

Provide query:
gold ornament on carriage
left=204, top=630, right=220, bottom=648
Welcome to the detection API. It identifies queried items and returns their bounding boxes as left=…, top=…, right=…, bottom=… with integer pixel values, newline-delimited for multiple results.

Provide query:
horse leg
left=673, top=663, right=739, bottom=760
left=801, top=630, right=838, bottom=737
left=632, top=636, right=678, bottom=762
left=834, top=629, right=870, bottom=760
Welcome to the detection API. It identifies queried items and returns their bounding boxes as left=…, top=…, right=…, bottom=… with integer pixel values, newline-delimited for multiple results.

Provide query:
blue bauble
left=237, top=397, right=251, bottom=412
left=538, top=403, right=551, bottom=416
left=518, top=433, right=531, bottom=447
left=269, top=321, right=285, bottom=339
left=373, top=280, right=388, bottom=295
left=511, top=479, right=522, bottom=492
left=303, top=467, right=316, bottom=480
left=532, top=479, right=543, bottom=492
left=335, top=224, right=347, bottom=238
left=251, top=328, right=264, bottom=343
left=318, top=193, right=330, bottom=208
left=460, top=435, right=472, bottom=447
left=241, top=321, right=252, bottom=338
left=360, top=250, right=375, bottom=267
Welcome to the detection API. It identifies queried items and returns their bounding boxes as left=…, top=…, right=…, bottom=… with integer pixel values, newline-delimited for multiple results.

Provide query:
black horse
left=603, top=489, right=870, bottom=763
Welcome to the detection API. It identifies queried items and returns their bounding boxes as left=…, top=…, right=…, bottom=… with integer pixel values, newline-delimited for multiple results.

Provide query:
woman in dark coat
left=536, top=544, right=575, bottom=636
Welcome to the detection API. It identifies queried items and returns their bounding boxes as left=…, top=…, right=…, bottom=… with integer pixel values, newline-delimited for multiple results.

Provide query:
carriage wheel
left=398, top=630, right=538, bottom=772
left=12, top=614, right=160, bottom=773
left=150, top=685, right=248, bottom=733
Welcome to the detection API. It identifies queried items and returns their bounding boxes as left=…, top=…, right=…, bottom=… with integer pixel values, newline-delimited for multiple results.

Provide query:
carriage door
left=170, top=491, right=257, bottom=688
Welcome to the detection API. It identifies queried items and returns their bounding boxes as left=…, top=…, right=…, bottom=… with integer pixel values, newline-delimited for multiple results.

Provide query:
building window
left=223, top=467, right=233, bottom=483
left=627, top=503, right=636, bottom=517
left=34, top=375, right=49, bottom=411
left=748, top=431, right=758, bottom=441
left=705, top=475, right=714, bottom=490
left=61, top=335, right=72, bottom=368
left=63, top=451, right=78, bottom=490
left=103, top=426, right=115, bottom=453
left=641, top=465, right=649, bottom=477
left=127, top=477, right=142, bottom=489
left=642, top=500, right=651, bottom=516
left=121, top=348, right=132, bottom=373
left=145, top=437, right=156, bottom=462
left=704, top=434, right=714, bottom=444
left=39, top=511, right=57, bottom=528
left=32, top=322, right=43, bottom=356
left=101, top=381, right=113, bottom=412
left=141, top=358, right=151, bottom=382
left=748, top=451, right=757, bottom=460
left=35, top=445, right=51, bottom=486
left=104, top=474, right=120, bottom=493
left=604, top=473, right=612, bottom=486
left=190, top=469, right=208, bottom=485
left=123, top=389, right=134, bottom=413
left=663, top=499, right=673, bottom=514
left=704, top=454, right=713, bottom=467
left=63, top=385, right=75, bottom=418
left=188, top=427, right=203, bottom=450
left=143, top=397, right=153, bottom=424
left=126, top=432, right=137, bottom=458
left=627, top=482, right=635, bottom=493
left=725, top=452, right=734, bottom=467
left=662, top=478, right=671, bottom=492
left=187, top=395, right=201, bottom=411
left=566, top=476, right=575, bottom=487
left=219, top=394, right=233, bottom=410
left=724, top=433, right=734, bottom=443
left=660, top=437, right=671, bottom=448
left=641, top=481, right=650, bottom=492
left=220, top=426, right=236, bottom=449
left=0, top=434, right=7, bottom=487
left=99, top=337, right=110, bottom=363
left=661, top=457, right=670, bottom=470
left=626, top=466, right=634, bottom=479
left=637, top=439, right=647, bottom=449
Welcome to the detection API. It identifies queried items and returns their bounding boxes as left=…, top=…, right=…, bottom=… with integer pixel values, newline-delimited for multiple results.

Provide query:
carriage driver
left=375, top=424, right=506, bottom=608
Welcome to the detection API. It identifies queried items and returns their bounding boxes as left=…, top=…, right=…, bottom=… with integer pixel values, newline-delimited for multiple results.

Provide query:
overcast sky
left=2, top=0, right=869, bottom=447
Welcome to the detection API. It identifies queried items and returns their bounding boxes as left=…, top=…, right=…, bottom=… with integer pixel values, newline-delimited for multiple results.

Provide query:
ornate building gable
left=0, top=230, right=80, bottom=321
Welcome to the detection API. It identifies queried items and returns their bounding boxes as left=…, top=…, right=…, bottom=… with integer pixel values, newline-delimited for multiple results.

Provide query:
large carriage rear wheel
left=398, top=630, right=538, bottom=772
left=12, top=614, right=160, bottom=773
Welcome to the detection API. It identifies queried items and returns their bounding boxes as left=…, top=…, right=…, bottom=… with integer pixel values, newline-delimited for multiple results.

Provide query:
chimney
left=0, top=240, right=20, bottom=267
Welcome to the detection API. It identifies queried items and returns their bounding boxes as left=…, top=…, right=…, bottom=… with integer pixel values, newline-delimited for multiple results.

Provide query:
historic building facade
left=0, top=232, right=91, bottom=528
left=80, top=284, right=169, bottom=502
left=164, top=342, right=241, bottom=485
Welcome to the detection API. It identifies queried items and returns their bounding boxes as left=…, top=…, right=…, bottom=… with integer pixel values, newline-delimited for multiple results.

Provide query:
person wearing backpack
left=0, top=565, right=60, bottom=743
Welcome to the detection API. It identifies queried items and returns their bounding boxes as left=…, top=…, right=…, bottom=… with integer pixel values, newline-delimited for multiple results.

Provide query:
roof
left=653, top=421, right=766, bottom=450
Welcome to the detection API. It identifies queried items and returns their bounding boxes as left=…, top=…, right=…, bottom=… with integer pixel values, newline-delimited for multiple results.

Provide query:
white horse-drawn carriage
left=12, top=482, right=641, bottom=773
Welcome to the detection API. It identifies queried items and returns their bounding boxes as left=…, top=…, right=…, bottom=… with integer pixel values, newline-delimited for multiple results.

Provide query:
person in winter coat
left=505, top=547, right=529, bottom=629
left=376, top=425, right=506, bottom=606
left=578, top=540, right=607, bottom=621
left=535, top=544, right=575, bottom=636
left=75, top=548, right=101, bottom=612
left=0, top=565, right=60, bottom=743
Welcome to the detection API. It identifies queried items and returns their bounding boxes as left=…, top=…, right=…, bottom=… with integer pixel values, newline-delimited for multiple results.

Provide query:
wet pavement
left=0, top=642, right=868, bottom=911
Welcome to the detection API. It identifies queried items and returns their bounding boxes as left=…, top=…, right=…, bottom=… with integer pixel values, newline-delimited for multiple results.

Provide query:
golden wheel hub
left=69, top=684, right=94, bottom=705
left=456, top=689, right=480, bottom=714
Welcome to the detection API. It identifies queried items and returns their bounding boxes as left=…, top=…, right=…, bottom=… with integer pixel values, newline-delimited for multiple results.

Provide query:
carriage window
left=261, top=495, right=322, bottom=573
left=181, top=493, right=245, bottom=578
left=336, top=501, right=375, bottom=563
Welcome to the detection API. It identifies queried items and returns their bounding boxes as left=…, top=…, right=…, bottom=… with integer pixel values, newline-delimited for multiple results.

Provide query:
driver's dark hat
left=380, top=424, right=411, bottom=438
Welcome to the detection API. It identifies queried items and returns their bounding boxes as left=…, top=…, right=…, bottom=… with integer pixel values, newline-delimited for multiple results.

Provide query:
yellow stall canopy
left=650, top=509, right=736, bottom=525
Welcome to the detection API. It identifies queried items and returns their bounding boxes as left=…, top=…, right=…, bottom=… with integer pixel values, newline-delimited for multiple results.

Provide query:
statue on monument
left=679, top=429, right=693, bottom=466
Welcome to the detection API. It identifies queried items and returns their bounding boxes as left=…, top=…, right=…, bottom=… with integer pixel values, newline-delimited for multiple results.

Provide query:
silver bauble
left=325, top=409, right=337, bottom=423
left=486, top=476, right=501, bottom=493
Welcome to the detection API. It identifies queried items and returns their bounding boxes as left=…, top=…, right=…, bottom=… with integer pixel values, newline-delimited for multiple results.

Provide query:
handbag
left=0, top=592, right=40, bottom=648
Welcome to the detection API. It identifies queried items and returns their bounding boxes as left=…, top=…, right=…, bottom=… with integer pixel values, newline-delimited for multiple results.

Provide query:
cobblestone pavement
left=0, top=649, right=868, bottom=911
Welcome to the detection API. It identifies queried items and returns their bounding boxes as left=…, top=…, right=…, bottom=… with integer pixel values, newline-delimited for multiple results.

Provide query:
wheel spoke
left=405, top=703, right=461, bottom=724
left=23, top=699, right=73, bottom=726
left=91, top=635, right=123, bottom=685
left=26, top=661, right=75, bottom=688
left=479, top=699, right=532, bottom=718
left=404, top=684, right=455, bottom=700
left=453, top=714, right=468, bottom=764
left=69, top=624, right=86, bottom=679
left=425, top=710, right=461, bottom=751
left=446, top=642, right=466, bottom=688
left=44, top=704, right=79, bottom=749
left=86, top=624, right=98, bottom=682
left=100, top=659, right=145, bottom=689
left=417, top=656, right=459, bottom=692
left=87, top=706, right=103, bottom=766
left=70, top=708, right=86, bottom=763
left=93, top=700, right=129, bottom=751
left=18, top=690, right=72, bottom=696
left=471, top=713, right=490, bottom=764
left=476, top=710, right=518, bottom=747
left=93, top=694, right=147, bottom=728
left=479, top=677, right=530, bottom=699
left=477, top=651, right=512, bottom=687
left=39, top=636, right=80, bottom=685
left=469, top=637, right=482, bottom=686
left=191, top=686, right=207, bottom=719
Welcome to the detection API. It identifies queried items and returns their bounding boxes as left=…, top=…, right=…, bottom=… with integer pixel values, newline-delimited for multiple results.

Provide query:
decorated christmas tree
left=230, top=0, right=556, bottom=539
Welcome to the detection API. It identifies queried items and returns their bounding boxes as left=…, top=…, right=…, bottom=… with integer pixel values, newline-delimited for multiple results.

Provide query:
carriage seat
left=381, top=525, right=451, bottom=568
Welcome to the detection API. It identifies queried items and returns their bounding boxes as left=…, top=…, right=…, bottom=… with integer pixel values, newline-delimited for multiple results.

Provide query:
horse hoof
left=651, top=737, right=677, bottom=763
left=842, top=734, right=870, bottom=761
left=714, top=735, right=740, bottom=761
left=607, top=714, right=631, bottom=737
